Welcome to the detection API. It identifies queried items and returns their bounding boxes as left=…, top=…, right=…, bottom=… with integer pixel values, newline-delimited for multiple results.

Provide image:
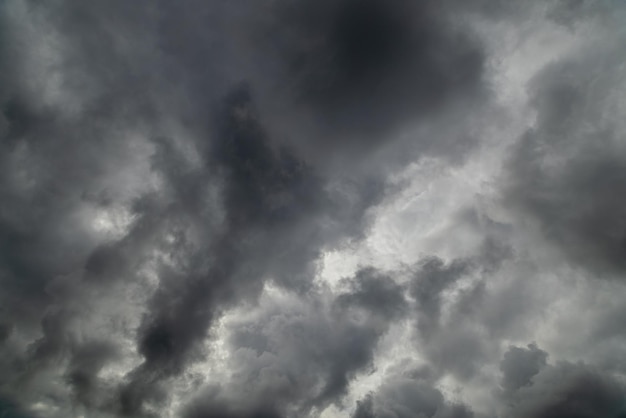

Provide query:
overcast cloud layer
left=2, top=0, right=626, bottom=417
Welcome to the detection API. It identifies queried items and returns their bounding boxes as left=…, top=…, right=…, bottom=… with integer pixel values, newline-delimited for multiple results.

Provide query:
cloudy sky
left=1, top=0, right=626, bottom=417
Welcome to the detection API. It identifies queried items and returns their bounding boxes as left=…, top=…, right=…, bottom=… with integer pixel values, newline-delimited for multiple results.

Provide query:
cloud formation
left=1, top=0, right=626, bottom=417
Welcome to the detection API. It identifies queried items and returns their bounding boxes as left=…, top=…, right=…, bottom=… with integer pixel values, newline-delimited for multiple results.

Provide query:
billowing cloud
left=1, top=0, right=626, bottom=417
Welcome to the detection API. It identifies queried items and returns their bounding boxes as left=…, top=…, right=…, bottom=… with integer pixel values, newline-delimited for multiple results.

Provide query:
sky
left=1, top=0, right=626, bottom=417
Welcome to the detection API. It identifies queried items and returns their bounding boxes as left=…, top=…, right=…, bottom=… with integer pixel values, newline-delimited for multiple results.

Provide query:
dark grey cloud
left=336, top=267, right=408, bottom=321
left=1, top=0, right=625, bottom=417
left=352, top=365, right=474, bottom=418
left=545, top=0, right=620, bottom=26
left=411, top=257, right=473, bottom=336
left=0, top=397, right=39, bottom=418
left=409, top=256, right=493, bottom=381
left=500, top=344, right=626, bottom=418
left=249, top=0, right=485, bottom=153
left=504, top=40, right=626, bottom=277
left=66, top=341, right=119, bottom=408
left=184, top=391, right=283, bottom=418
left=500, top=343, right=548, bottom=393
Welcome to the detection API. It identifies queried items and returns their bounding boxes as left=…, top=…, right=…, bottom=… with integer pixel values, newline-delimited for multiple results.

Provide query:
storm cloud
left=1, top=0, right=626, bottom=417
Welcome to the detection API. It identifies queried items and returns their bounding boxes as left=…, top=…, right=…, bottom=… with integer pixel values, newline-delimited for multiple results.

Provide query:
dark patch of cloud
left=500, top=343, right=548, bottom=393
left=65, top=341, right=118, bottom=408
left=0, top=396, right=39, bottom=418
left=501, top=347, right=626, bottom=418
left=352, top=366, right=474, bottom=418
left=409, top=257, right=486, bottom=380
left=186, top=402, right=283, bottom=418
left=545, top=0, right=625, bottom=27
left=336, top=267, right=408, bottom=321
left=352, top=395, right=376, bottom=418
left=182, top=386, right=285, bottom=418
left=504, top=41, right=626, bottom=277
left=245, top=0, right=486, bottom=159
left=209, top=84, right=329, bottom=244
left=0, top=321, right=12, bottom=345
left=411, top=257, right=473, bottom=336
